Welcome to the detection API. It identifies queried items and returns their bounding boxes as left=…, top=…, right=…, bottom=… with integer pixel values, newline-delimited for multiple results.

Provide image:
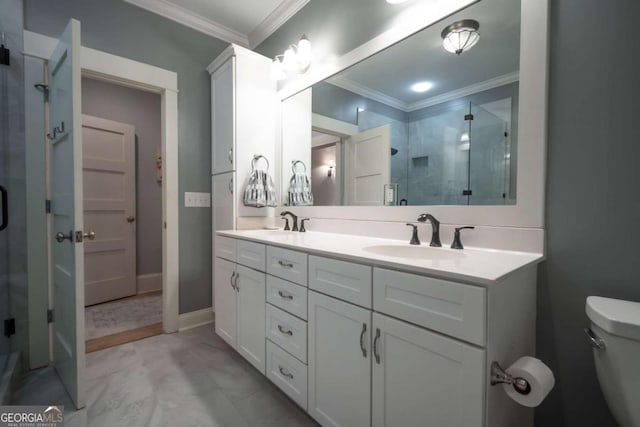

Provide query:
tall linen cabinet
left=208, top=45, right=277, bottom=354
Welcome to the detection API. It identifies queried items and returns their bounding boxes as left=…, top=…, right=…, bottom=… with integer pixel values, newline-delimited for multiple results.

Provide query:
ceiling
left=326, top=0, right=521, bottom=111
left=123, top=0, right=310, bottom=48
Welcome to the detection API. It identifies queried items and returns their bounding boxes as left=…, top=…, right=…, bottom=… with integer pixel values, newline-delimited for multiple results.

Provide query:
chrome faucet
left=417, top=214, right=441, bottom=247
left=280, top=211, right=298, bottom=231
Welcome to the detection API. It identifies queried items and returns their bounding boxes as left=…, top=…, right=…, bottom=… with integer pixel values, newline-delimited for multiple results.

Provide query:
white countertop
left=217, top=229, right=544, bottom=285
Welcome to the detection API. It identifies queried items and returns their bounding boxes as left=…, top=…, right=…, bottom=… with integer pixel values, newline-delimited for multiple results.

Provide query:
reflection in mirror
left=284, top=0, right=520, bottom=207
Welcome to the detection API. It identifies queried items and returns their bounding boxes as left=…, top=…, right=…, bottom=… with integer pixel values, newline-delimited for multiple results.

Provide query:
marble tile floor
left=11, top=324, right=319, bottom=427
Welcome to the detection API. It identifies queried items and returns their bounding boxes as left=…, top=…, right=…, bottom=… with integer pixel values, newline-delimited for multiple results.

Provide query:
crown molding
left=123, top=0, right=249, bottom=47
left=326, top=71, right=520, bottom=113
left=328, top=75, right=409, bottom=111
left=406, top=71, right=520, bottom=111
left=249, top=0, right=311, bottom=49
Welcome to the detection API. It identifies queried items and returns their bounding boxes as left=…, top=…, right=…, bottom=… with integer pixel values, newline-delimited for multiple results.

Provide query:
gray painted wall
left=259, top=1, right=640, bottom=425
left=24, top=0, right=229, bottom=314
left=82, top=77, right=162, bottom=277
left=536, top=0, right=640, bottom=425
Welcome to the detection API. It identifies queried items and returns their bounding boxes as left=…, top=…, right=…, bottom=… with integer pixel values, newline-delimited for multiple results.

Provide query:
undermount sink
left=362, top=244, right=466, bottom=260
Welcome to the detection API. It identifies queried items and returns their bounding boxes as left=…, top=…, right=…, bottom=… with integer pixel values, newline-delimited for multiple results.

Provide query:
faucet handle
left=405, top=223, right=421, bottom=245
left=300, top=218, right=310, bottom=232
left=451, top=226, right=475, bottom=249
left=281, top=216, right=290, bottom=231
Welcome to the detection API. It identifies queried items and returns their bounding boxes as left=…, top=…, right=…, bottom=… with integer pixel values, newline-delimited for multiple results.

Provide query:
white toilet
left=586, top=296, right=640, bottom=427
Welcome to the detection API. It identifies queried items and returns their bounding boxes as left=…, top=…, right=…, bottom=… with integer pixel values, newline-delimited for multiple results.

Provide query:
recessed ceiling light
left=386, top=0, right=408, bottom=4
left=411, top=81, right=433, bottom=93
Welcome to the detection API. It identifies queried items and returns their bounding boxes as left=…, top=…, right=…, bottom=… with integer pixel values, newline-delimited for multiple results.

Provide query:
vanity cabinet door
left=211, top=57, right=235, bottom=175
left=236, top=265, right=266, bottom=374
left=371, top=313, right=485, bottom=427
left=214, top=257, right=237, bottom=349
left=308, top=291, right=371, bottom=427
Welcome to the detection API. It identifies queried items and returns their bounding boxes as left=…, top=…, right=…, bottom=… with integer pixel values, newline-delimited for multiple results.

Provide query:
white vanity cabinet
left=213, top=247, right=267, bottom=374
left=371, top=313, right=485, bottom=427
left=308, top=290, right=372, bottom=427
left=215, top=233, right=538, bottom=427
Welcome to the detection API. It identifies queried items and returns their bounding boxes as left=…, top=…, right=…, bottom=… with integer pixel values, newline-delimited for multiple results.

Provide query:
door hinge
left=462, top=189, right=473, bottom=196
left=464, top=114, right=474, bottom=121
left=47, top=309, right=54, bottom=324
left=45, top=199, right=51, bottom=213
left=4, top=318, right=15, bottom=337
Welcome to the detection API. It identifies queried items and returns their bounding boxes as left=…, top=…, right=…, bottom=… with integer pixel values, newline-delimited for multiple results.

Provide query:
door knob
left=56, top=231, right=73, bottom=243
left=83, top=231, right=96, bottom=240
left=127, top=216, right=135, bottom=223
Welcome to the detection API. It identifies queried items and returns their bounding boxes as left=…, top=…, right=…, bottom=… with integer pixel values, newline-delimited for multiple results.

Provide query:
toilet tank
left=586, top=296, right=640, bottom=427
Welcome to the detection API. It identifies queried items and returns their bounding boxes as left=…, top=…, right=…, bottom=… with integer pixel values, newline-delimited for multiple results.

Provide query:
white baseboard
left=178, top=307, right=214, bottom=332
left=137, top=273, right=162, bottom=294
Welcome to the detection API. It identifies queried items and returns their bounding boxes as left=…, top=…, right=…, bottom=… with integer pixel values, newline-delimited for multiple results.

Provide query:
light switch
left=185, top=192, right=211, bottom=207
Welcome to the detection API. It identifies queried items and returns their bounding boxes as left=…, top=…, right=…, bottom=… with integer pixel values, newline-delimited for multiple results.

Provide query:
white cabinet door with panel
left=211, top=58, right=235, bottom=175
left=308, top=291, right=371, bottom=427
left=214, top=257, right=237, bottom=348
left=236, top=265, right=266, bottom=374
left=371, top=313, right=485, bottom=427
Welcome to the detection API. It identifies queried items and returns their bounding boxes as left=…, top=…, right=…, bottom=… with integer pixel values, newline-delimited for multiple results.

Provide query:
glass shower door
left=468, top=103, right=509, bottom=205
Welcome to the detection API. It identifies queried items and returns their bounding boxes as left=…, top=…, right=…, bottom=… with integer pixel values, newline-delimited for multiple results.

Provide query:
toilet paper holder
left=490, top=361, right=532, bottom=395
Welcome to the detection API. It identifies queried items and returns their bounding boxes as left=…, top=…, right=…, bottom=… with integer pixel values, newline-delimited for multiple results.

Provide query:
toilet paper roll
left=503, top=356, right=555, bottom=407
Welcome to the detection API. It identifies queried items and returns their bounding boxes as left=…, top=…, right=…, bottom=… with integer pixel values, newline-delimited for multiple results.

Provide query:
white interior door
left=344, top=124, right=391, bottom=205
left=82, top=115, right=136, bottom=306
left=49, top=19, right=86, bottom=409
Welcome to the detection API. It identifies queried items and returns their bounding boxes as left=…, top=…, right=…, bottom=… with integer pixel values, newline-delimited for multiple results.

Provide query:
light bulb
left=297, top=35, right=312, bottom=69
left=269, top=57, right=286, bottom=80
left=282, top=47, right=298, bottom=72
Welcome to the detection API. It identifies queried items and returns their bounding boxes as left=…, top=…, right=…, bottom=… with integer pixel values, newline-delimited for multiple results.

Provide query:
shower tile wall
left=0, top=0, right=28, bottom=363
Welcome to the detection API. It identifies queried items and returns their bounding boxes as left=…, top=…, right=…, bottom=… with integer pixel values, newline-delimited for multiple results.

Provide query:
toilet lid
left=586, top=296, right=640, bottom=341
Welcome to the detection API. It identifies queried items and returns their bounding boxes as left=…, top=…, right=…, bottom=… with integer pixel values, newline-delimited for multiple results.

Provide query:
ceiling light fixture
left=270, top=35, right=313, bottom=81
left=441, top=19, right=480, bottom=55
left=411, top=81, right=433, bottom=93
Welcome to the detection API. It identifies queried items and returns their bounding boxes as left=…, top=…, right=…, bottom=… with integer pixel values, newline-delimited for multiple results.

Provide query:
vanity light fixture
left=411, top=81, right=433, bottom=93
left=327, top=160, right=336, bottom=177
left=269, top=35, right=312, bottom=81
left=441, top=19, right=480, bottom=55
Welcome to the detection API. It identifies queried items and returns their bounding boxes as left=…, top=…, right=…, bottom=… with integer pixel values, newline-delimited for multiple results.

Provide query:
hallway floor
left=85, top=292, right=162, bottom=340
left=12, top=324, right=318, bottom=427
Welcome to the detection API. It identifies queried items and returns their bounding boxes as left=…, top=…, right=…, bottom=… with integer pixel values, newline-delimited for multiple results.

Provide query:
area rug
left=85, top=293, right=162, bottom=340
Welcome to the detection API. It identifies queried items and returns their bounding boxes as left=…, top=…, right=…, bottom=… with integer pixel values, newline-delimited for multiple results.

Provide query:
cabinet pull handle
left=0, top=185, right=8, bottom=231
left=277, top=325, right=293, bottom=336
left=228, top=147, right=233, bottom=164
left=360, top=323, right=367, bottom=358
left=278, top=365, right=294, bottom=379
left=278, top=290, right=293, bottom=300
left=278, top=260, right=294, bottom=268
left=230, top=271, right=236, bottom=290
left=234, top=272, right=239, bottom=292
left=373, top=328, right=381, bottom=364
left=229, top=177, right=233, bottom=194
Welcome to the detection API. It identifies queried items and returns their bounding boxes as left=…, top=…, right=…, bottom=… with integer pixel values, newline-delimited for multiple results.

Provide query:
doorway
left=81, top=78, right=163, bottom=352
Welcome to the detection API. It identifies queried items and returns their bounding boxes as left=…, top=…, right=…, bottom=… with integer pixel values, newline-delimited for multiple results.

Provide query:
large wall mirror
left=280, top=0, right=547, bottom=228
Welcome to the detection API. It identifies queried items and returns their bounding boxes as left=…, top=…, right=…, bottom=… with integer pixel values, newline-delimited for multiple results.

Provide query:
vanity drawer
left=309, top=256, right=372, bottom=308
left=214, top=235, right=236, bottom=262
left=266, top=304, right=308, bottom=363
left=373, top=268, right=486, bottom=346
left=266, top=275, right=308, bottom=320
left=236, top=240, right=266, bottom=271
left=267, top=246, right=308, bottom=286
left=266, top=340, right=307, bottom=410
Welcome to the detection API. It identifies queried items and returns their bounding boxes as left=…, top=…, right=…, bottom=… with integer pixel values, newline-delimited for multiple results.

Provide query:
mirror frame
left=278, top=0, right=548, bottom=229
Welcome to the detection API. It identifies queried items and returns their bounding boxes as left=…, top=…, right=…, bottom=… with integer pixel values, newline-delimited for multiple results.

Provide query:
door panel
left=49, top=19, right=85, bottom=409
left=236, top=265, right=266, bottom=373
left=211, top=59, right=235, bottom=175
left=344, top=124, right=391, bottom=206
left=214, top=257, right=237, bottom=348
left=308, top=291, right=371, bottom=427
left=82, top=115, right=136, bottom=305
left=212, top=172, right=235, bottom=232
left=371, top=313, right=485, bottom=427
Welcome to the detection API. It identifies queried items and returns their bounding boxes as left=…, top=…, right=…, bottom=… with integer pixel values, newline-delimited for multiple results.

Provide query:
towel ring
left=251, top=155, right=270, bottom=173
left=291, top=160, right=307, bottom=174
